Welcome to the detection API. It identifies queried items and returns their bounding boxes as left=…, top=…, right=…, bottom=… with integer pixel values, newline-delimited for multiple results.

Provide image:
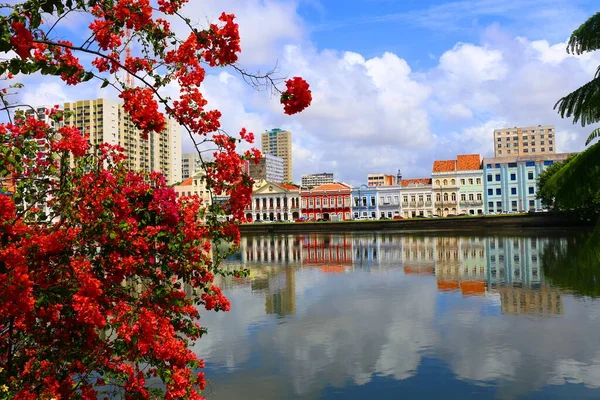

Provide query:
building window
left=495, top=174, right=501, bottom=181
left=511, top=200, right=518, bottom=211
left=316, top=198, right=321, bottom=207
left=309, top=199, right=313, bottom=207
left=544, top=160, right=554, bottom=166
left=370, top=197, right=376, bottom=207
left=354, top=212, right=359, bottom=219
left=460, top=179, right=466, bottom=185
left=487, top=175, right=492, bottom=182
left=488, top=201, right=494, bottom=210
left=529, top=187, right=534, bottom=194
left=451, top=193, right=456, bottom=201
left=528, top=171, right=534, bottom=180
left=461, top=194, right=466, bottom=201
left=443, top=193, right=448, bottom=201
left=496, top=189, right=501, bottom=195
left=323, top=198, right=328, bottom=207
left=345, top=212, right=350, bottom=219
left=529, top=200, right=535, bottom=208
left=354, top=197, right=360, bottom=207
left=469, top=193, right=474, bottom=201
left=451, top=179, right=456, bottom=185
left=468, top=178, right=473, bottom=185
left=443, top=179, right=448, bottom=186
left=510, top=173, right=516, bottom=181
left=511, top=188, right=517, bottom=195
left=477, top=193, right=482, bottom=201
left=549, top=147, right=553, bottom=151
left=435, top=179, right=440, bottom=186
left=476, top=178, right=481, bottom=184
left=362, top=197, right=367, bottom=207
left=436, top=193, right=441, bottom=202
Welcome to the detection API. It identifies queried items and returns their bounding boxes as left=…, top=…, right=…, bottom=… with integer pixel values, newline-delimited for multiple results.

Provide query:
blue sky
left=14, top=0, right=600, bottom=185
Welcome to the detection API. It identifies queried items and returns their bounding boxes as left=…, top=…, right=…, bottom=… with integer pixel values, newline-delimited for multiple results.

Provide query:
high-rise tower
left=261, top=128, right=292, bottom=183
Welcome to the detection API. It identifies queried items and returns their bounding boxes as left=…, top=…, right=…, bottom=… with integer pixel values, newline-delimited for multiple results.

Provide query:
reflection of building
left=241, top=234, right=302, bottom=266
left=401, top=236, right=436, bottom=275
left=485, top=237, right=548, bottom=287
left=498, top=286, right=562, bottom=315
left=302, top=234, right=353, bottom=270
left=265, top=268, right=296, bottom=316
left=434, top=236, right=487, bottom=296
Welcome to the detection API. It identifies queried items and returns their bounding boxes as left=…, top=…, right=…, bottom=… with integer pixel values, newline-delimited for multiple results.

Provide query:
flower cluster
left=281, top=77, right=313, bottom=115
left=0, top=0, right=311, bottom=397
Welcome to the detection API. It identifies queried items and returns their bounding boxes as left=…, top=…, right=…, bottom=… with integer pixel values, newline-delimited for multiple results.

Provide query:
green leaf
left=100, top=79, right=110, bottom=88
left=586, top=127, right=600, bottom=146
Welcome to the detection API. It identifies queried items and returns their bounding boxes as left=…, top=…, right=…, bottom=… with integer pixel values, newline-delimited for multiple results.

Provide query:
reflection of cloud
left=193, top=233, right=600, bottom=399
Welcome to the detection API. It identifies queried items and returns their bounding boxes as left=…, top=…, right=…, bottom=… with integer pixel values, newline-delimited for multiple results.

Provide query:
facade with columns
left=246, top=180, right=301, bottom=222
left=400, top=178, right=433, bottom=218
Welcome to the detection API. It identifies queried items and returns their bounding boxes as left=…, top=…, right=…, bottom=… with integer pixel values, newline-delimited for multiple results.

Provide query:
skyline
left=12, top=0, right=600, bottom=186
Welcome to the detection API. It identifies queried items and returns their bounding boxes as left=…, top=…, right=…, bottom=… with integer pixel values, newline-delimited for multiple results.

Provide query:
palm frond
left=586, top=127, right=600, bottom=146
left=554, top=78, right=600, bottom=127
left=546, top=141, right=600, bottom=208
left=567, top=12, right=600, bottom=55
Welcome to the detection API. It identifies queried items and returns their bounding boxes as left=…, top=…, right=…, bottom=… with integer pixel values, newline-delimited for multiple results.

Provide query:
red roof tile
left=401, top=178, right=432, bottom=187
left=313, top=183, right=351, bottom=191
left=280, top=183, right=299, bottom=191
left=179, top=178, right=193, bottom=186
left=456, top=154, right=481, bottom=171
left=432, top=160, right=456, bottom=173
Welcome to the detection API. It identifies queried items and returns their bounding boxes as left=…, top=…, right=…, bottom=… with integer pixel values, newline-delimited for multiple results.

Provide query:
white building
left=246, top=180, right=301, bottom=222
left=249, top=154, right=284, bottom=183
left=400, top=178, right=433, bottom=218
left=376, top=186, right=401, bottom=218
left=301, top=173, right=334, bottom=188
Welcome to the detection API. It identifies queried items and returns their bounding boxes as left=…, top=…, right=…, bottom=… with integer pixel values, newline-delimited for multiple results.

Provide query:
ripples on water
left=192, top=231, right=600, bottom=399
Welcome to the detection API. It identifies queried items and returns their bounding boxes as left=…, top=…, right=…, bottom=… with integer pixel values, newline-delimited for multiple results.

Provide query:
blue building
left=482, top=153, right=574, bottom=214
left=351, top=184, right=378, bottom=219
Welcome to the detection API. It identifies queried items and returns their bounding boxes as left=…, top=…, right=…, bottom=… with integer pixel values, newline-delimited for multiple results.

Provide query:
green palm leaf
left=567, top=12, right=600, bottom=55
left=554, top=78, right=600, bottom=127
left=586, top=127, right=600, bottom=145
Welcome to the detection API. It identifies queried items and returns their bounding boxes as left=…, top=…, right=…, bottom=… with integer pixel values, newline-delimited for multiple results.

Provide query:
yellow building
left=262, top=128, right=292, bottom=183
left=493, top=125, right=556, bottom=157
left=63, top=98, right=182, bottom=184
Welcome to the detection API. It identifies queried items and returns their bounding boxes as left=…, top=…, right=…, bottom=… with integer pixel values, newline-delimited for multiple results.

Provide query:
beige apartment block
left=493, top=125, right=556, bottom=157
left=262, top=128, right=292, bottom=183
left=63, top=98, right=182, bottom=184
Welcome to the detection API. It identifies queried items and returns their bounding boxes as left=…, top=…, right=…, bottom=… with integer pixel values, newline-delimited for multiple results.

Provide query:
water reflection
left=198, top=232, right=600, bottom=399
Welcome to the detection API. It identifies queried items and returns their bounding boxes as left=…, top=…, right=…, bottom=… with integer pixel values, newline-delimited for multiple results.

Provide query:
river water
left=192, top=230, right=600, bottom=399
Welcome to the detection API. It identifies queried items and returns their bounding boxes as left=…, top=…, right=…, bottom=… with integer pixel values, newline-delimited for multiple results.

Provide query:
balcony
left=425, top=201, right=432, bottom=206
left=402, top=202, right=409, bottom=208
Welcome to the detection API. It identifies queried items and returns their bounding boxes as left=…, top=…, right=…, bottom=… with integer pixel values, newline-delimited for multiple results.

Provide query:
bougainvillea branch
left=0, top=0, right=311, bottom=398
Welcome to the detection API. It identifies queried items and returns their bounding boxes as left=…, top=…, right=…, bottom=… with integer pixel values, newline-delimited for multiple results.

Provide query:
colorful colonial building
left=400, top=178, right=433, bottom=218
left=482, top=153, right=574, bottom=214
left=351, top=184, right=378, bottom=219
left=456, top=154, right=484, bottom=216
left=300, top=183, right=352, bottom=221
left=432, top=160, right=459, bottom=217
left=376, top=186, right=402, bottom=219
left=246, top=180, right=300, bottom=222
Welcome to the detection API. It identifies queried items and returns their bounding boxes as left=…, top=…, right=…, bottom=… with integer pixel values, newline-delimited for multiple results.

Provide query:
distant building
left=181, top=153, right=200, bottom=180
left=351, top=185, right=378, bottom=219
left=367, top=174, right=395, bottom=187
left=63, top=98, right=182, bottom=184
left=262, top=128, right=292, bottom=182
left=493, top=125, right=556, bottom=157
left=482, top=153, right=575, bottom=214
left=248, top=154, right=284, bottom=183
left=300, top=183, right=352, bottom=221
left=301, top=172, right=334, bottom=188
left=376, top=186, right=402, bottom=219
left=173, top=172, right=212, bottom=221
left=400, top=178, right=433, bottom=218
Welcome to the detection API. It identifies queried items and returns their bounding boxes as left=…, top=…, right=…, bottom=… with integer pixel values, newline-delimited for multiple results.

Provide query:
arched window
left=443, top=179, right=448, bottom=186
left=461, top=194, right=466, bottom=201
left=436, top=193, right=441, bottom=202
left=435, top=179, right=440, bottom=186
left=451, top=179, right=456, bottom=185
left=443, top=193, right=449, bottom=201
left=451, top=193, right=456, bottom=201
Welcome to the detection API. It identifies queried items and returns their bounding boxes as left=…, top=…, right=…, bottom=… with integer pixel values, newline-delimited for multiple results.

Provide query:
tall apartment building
left=493, top=125, right=556, bottom=157
left=248, top=154, right=284, bottom=183
left=181, top=153, right=200, bottom=180
left=63, top=98, right=182, bottom=184
left=301, top=172, right=334, bottom=188
left=262, top=128, right=292, bottom=182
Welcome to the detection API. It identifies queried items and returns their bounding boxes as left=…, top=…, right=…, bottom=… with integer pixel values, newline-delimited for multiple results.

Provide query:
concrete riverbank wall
left=239, top=214, right=593, bottom=234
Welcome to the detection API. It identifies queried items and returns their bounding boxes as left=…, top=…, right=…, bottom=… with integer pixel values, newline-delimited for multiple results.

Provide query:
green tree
left=550, top=12, right=600, bottom=225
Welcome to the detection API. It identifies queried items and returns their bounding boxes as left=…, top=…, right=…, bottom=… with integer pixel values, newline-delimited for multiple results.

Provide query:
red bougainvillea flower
left=10, top=21, right=34, bottom=59
left=280, top=77, right=312, bottom=115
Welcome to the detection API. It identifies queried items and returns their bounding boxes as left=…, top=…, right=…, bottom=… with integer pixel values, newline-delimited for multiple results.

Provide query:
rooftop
left=432, top=160, right=456, bottom=173
left=482, top=152, right=576, bottom=164
left=456, top=154, right=481, bottom=171
left=401, top=178, right=432, bottom=187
